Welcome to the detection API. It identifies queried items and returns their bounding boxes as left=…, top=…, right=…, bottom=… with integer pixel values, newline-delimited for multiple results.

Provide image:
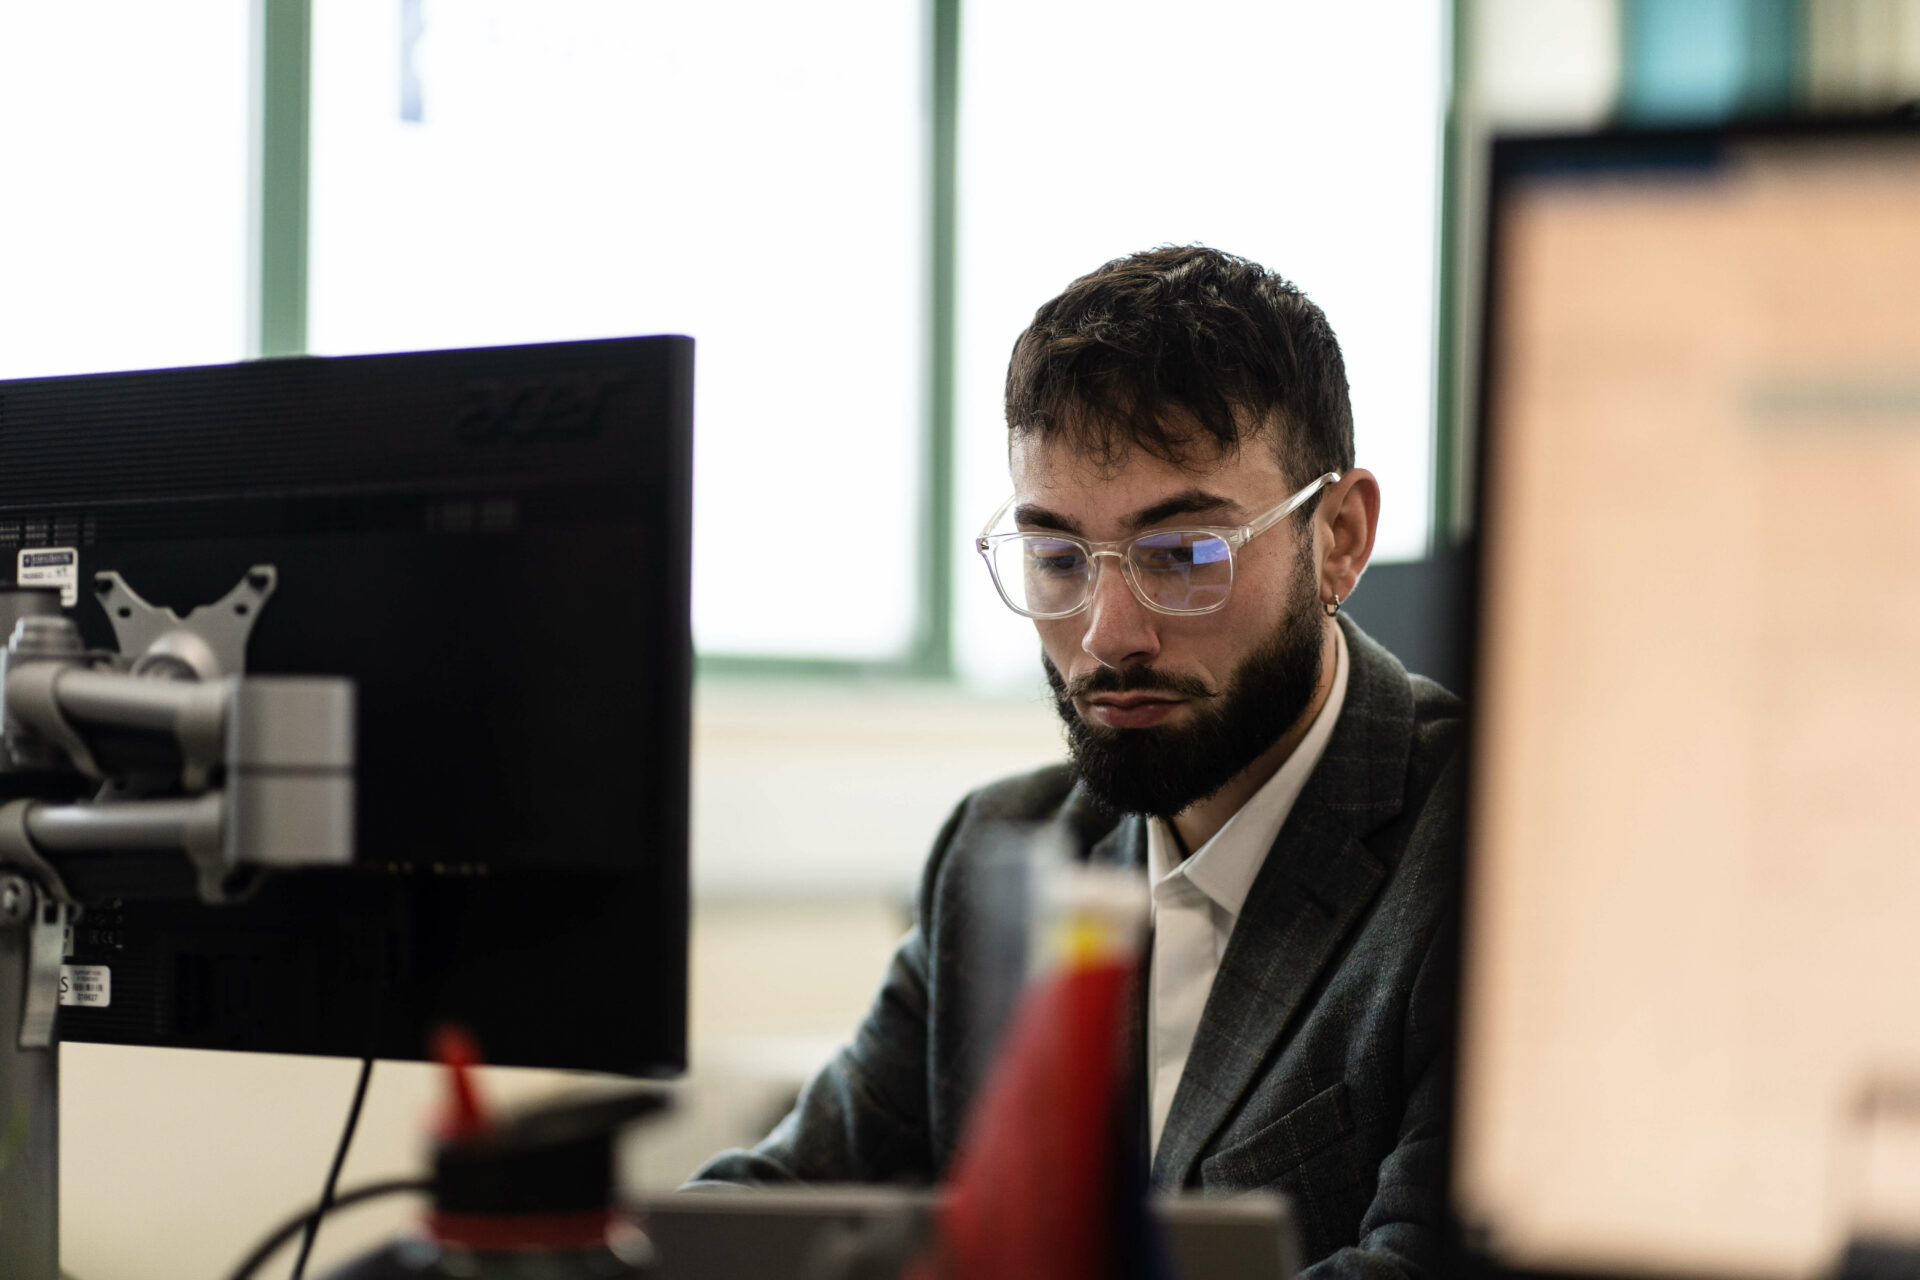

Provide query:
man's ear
left=1318, top=469, right=1380, bottom=605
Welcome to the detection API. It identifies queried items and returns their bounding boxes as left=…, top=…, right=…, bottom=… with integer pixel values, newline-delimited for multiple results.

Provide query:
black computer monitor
left=0, top=336, right=692, bottom=1076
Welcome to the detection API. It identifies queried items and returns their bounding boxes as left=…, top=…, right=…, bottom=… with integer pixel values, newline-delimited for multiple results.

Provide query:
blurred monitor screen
left=1457, top=122, right=1920, bottom=1279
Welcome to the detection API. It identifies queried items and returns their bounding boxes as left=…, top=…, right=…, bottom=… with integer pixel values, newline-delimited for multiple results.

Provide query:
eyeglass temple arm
left=977, top=494, right=1017, bottom=545
left=1241, top=472, right=1341, bottom=542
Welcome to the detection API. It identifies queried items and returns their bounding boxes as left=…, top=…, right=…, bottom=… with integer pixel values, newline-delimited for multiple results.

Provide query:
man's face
left=1009, top=429, right=1328, bottom=819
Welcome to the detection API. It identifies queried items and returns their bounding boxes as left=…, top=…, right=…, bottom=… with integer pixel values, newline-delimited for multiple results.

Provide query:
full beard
left=1043, top=562, right=1326, bottom=822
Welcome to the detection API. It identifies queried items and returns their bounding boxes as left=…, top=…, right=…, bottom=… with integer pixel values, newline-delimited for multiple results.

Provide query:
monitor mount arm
left=0, top=565, right=355, bottom=1280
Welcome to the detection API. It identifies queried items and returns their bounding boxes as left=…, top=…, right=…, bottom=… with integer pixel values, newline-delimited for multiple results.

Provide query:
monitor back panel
left=0, top=337, right=693, bottom=1074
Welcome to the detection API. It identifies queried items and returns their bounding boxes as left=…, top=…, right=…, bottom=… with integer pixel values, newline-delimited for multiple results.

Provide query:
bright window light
left=954, top=0, right=1445, bottom=689
left=310, top=0, right=925, bottom=661
left=0, top=4, right=250, bottom=379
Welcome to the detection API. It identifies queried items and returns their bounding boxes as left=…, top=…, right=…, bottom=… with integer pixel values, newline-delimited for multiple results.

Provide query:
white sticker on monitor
left=18, top=547, right=78, bottom=607
left=59, top=964, right=109, bottom=1008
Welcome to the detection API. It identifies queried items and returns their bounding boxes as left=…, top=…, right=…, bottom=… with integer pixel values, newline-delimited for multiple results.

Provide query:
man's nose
left=1080, top=558, right=1160, bottom=669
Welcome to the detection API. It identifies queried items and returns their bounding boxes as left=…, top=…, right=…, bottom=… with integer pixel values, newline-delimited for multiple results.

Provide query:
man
left=692, top=247, right=1462, bottom=1277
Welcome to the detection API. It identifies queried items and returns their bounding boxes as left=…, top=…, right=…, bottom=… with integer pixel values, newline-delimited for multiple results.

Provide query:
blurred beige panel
left=1457, top=141, right=1920, bottom=1277
left=1804, top=0, right=1920, bottom=110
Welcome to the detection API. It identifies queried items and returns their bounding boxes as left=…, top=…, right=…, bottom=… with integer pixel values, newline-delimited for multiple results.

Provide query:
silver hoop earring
left=1323, top=593, right=1341, bottom=618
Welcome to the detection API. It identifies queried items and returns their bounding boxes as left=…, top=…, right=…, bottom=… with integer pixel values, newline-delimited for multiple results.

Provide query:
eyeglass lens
left=990, top=531, right=1234, bottom=615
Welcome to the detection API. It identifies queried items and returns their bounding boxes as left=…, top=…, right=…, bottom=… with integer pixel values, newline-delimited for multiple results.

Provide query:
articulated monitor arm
left=0, top=565, right=354, bottom=1049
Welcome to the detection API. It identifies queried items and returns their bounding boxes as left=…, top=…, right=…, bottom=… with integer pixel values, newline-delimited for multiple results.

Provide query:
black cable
left=289, top=1055, right=376, bottom=1280
left=223, top=1177, right=431, bottom=1280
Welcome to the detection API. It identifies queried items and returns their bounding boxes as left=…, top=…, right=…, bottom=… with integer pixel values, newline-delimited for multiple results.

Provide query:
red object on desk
left=912, top=949, right=1146, bottom=1280
left=432, top=1024, right=490, bottom=1141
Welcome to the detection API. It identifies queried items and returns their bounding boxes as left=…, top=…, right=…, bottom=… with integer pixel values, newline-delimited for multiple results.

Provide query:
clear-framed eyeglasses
left=975, top=472, right=1340, bottom=620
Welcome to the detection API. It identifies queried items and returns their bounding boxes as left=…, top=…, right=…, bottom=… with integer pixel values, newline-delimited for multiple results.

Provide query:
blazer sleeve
left=682, top=798, right=972, bottom=1188
left=1295, top=911, right=1456, bottom=1279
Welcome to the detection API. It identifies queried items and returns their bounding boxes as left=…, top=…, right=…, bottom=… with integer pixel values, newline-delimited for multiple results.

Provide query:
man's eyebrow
left=1125, top=489, right=1241, bottom=531
left=1012, top=504, right=1083, bottom=535
left=1012, top=489, right=1241, bottom=537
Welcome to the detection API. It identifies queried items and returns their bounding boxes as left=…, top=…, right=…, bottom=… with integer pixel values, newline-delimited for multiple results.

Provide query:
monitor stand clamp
left=0, top=871, right=64, bottom=1279
left=0, top=569, right=357, bottom=1280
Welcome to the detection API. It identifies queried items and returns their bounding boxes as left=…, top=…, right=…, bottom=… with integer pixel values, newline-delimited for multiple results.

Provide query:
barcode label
left=59, top=964, right=110, bottom=1008
left=18, top=547, right=78, bottom=607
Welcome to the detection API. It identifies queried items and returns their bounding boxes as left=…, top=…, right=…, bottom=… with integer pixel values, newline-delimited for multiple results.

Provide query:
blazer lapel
left=1082, top=810, right=1146, bottom=1076
left=1079, top=811, right=1152, bottom=1161
left=1150, top=618, right=1416, bottom=1187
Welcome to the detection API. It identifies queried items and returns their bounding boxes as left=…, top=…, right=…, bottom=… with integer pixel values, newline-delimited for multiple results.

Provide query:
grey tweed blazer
left=691, top=617, right=1464, bottom=1278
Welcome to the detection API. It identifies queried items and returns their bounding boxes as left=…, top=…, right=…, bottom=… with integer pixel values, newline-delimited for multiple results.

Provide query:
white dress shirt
left=1146, top=623, right=1350, bottom=1158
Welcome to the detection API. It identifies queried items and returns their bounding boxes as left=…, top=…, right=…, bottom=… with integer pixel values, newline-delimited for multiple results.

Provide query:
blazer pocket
left=1199, top=1080, right=1356, bottom=1189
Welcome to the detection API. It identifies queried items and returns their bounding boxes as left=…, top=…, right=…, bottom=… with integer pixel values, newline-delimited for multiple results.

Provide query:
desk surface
left=633, top=1186, right=1297, bottom=1279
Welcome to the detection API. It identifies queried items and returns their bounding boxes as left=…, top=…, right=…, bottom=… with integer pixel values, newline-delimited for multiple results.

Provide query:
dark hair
left=1004, top=245, right=1354, bottom=487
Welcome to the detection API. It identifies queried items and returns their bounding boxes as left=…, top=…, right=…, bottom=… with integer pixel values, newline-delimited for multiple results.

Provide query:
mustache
left=1044, top=656, right=1216, bottom=703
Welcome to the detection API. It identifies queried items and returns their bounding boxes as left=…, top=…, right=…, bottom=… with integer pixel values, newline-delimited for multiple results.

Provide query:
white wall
left=692, top=677, right=1063, bottom=897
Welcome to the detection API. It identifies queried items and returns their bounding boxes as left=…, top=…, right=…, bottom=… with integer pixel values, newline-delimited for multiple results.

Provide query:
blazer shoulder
left=953, top=760, right=1080, bottom=824
left=912, top=760, right=1083, bottom=925
left=1406, top=674, right=1466, bottom=772
left=1393, top=674, right=1467, bottom=893
left=1408, top=672, right=1464, bottom=719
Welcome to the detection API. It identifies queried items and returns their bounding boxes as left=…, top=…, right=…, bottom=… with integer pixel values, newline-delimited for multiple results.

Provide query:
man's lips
left=1084, top=693, right=1186, bottom=729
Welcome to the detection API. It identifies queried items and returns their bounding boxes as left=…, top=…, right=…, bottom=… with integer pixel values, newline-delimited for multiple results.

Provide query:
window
left=0, top=4, right=251, bottom=379
left=953, top=0, right=1445, bottom=688
left=309, top=0, right=925, bottom=661
left=4, top=2, right=1445, bottom=678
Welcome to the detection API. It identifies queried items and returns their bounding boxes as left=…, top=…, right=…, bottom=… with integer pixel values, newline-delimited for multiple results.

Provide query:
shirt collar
left=1146, top=622, right=1351, bottom=917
